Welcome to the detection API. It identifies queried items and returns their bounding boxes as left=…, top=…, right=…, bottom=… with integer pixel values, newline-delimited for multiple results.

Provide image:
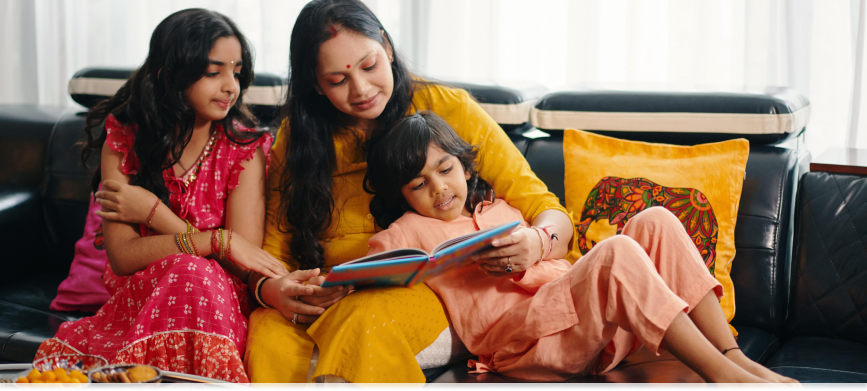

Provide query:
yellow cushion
left=563, top=129, right=749, bottom=333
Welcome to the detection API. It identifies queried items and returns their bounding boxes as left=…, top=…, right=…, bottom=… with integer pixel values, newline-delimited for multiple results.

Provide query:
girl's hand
left=297, top=275, right=353, bottom=309
left=227, top=234, right=290, bottom=279
left=471, top=227, right=542, bottom=277
left=262, top=269, right=328, bottom=324
left=94, top=179, right=158, bottom=224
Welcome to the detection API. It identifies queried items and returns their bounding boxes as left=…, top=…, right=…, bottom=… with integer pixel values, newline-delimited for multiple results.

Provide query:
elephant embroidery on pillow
left=575, top=177, right=719, bottom=274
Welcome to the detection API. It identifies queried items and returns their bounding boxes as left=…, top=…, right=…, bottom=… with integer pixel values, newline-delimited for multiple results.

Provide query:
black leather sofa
left=1, top=70, right=865, bottom=383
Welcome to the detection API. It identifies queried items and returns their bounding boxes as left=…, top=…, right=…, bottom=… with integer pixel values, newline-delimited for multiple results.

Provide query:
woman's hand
left=297, top=275, right=353, bottom=309
left=227, top=233, right=290, bottom=279
left=471, top=227, right=543, bottom=277
left=261, top=269, right=340, bottom=324
left=94, top=179, right=158, bottom=224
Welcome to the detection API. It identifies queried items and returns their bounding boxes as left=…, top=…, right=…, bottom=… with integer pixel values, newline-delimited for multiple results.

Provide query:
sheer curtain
left=1, top=0, right=865, bottom=155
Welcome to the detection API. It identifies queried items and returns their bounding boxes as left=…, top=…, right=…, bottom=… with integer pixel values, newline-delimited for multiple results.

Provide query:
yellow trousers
left=244, top=284, right=449, bottom=383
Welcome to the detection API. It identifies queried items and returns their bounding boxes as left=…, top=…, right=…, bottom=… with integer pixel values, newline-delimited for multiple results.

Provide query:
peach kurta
left=368, top=203, right=723, bottom=381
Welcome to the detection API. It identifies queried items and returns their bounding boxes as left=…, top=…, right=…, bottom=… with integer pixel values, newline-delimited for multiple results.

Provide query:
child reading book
left=362, top=111, right=797, bottom=383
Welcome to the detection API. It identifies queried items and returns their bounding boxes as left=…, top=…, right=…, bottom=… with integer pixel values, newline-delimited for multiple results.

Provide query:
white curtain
left=1, top=0, right=865, bottom=155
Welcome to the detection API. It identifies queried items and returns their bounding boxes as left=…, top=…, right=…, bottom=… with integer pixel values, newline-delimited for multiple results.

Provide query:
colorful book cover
left=321, top=220, right=521, bottom=288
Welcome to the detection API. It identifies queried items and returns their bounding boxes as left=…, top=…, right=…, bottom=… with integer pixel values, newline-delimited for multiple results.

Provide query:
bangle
left=187, top=232, right=200, bottom=257
left=255, top=276, right=273, bottom=309
left=175, top=233, right=186, bottom=254
left=180, top=232, right=195, bottom=255
left=211, top=230, right=220, bottom=256
left=227, top=229, right=233, bottom=263
left=218, top=228, right=225, bottom=261
left=538, top=225, right=559, bottom=259
left=146, top=200, right=160, bottom=228
left=184, top=219, right=199, bottom=234
left=529, top=226, right=546, bottom=264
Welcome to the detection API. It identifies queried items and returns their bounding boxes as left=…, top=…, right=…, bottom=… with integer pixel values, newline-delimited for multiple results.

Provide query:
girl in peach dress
left=362, top=111, right=796, bottom=383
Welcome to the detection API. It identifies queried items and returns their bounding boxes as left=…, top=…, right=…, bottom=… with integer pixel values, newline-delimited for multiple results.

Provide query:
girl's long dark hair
left=81, top=8, right=263, bottom=203
left=277, top=0, right=422, bottom=270
left=364, top=111, right=493, bottom=229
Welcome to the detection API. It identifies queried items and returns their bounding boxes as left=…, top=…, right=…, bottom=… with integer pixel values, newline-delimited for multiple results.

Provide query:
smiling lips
left=352, top=93, right=379, bottom=110
left=435, top=195, right=457, bottom=210
left=213, top=99, right=233, bottom=109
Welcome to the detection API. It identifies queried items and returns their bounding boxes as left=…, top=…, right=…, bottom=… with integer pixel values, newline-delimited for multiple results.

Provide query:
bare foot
left=727, top=351, right=799, bottom=383
left=706, top=370, right=789, bottom=390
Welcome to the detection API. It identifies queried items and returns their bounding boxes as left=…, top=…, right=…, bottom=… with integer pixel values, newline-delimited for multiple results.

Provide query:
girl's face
left=315, top=29, right=394, bottom=126
left=401, top=145, right=473, bottom=222
left=186, top=36, right=243, bottom=125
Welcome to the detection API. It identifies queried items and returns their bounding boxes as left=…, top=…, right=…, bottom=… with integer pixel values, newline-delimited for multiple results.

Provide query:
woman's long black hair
left=364, top=111, right=493, bottom=229
left=81, top=8, right=263, bottom=204
left=276, top=0, right=423, bottom=270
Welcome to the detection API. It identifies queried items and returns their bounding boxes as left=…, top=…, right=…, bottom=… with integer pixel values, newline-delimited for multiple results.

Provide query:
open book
left=321, top=220, right=521, bottom=288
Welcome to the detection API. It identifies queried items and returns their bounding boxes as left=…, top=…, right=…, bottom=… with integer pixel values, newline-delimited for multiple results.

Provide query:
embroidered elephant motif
left=575, top=177, right=719, bottom=275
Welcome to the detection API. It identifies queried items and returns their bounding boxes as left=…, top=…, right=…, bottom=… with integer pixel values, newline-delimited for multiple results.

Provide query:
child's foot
left=707, top=370, right=792, bottom=390
left=727, top=351, right=799, bottom=383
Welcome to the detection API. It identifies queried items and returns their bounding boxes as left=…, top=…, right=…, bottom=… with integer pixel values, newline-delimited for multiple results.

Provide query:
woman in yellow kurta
left=243, top=0, right=574, bottom=383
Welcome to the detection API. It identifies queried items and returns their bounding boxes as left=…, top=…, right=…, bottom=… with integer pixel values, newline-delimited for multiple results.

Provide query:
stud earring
left=388, top=55, right=394, bottom=63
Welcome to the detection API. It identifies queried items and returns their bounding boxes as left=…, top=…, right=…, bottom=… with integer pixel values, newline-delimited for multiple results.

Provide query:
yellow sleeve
left=427, top=86, right=570, bottom=225
left=262, top=121, right=299, bottom=271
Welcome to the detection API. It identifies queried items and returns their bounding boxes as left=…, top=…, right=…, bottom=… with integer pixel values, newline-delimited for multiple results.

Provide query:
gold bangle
left=218, top=228, right=224, bottom=261
left=255, top=277, right=273, bottom=309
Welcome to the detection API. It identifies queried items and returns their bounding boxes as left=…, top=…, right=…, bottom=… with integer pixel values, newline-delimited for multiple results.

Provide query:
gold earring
left=389, top=55, right=393, bottom=63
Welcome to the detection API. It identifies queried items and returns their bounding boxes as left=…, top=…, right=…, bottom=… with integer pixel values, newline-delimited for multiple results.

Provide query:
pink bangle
left=528, top=226, right=547, bottom=264
left=146, top=199, right=160, bottom=228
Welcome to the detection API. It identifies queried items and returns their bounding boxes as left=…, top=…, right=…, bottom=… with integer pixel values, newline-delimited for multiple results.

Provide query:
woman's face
left=315, top=29, right=394, bottom=125
left=185, top=36, right=243, bottom=126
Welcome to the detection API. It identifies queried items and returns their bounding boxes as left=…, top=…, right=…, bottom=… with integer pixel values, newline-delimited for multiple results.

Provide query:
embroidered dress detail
left=35, top=115, right=272, bottom=383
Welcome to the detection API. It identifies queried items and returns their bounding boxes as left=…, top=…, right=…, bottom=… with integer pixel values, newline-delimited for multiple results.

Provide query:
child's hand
left=94, top=179, right=159, bottom=224
left=227, top=234, right=291, bottom=279
left=297, top=276, right=353, bottom=309
left=472, top=227, right=543, bottom=277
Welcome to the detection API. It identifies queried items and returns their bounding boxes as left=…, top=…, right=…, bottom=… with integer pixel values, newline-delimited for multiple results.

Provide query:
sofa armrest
left=0, top=186, right=41, bottom=281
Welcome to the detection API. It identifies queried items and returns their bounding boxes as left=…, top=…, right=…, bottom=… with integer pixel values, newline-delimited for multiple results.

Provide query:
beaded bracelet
left=146, top=200, right=160, bottom=228
left=180, top=232, right=195, bottom=255
left=175, top=233, right=186, bottom=254
left=255, top=276, right=273, bottom=309
left=187, top=233, right=200, bottom=257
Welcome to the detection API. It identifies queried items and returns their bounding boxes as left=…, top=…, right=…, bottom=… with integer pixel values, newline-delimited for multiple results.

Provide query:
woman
left=243, top=0, right=573, bottom=383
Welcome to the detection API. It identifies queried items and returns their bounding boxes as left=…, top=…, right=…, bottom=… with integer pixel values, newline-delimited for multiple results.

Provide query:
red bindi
left=329, top=26, right=338, bottom=37
left=346, top=65, right=351, bottom=69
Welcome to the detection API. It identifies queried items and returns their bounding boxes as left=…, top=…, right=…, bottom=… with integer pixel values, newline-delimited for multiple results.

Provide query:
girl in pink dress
left=362, top=111, right=797, bottom=383
left=34, top=9, right=292, bottom=382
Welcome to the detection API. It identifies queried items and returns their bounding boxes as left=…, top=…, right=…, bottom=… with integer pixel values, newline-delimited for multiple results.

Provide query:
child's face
left=185, top=36, right=243, bottom=125
left=314, top=29, right=394, bottom=126
left=401, top=145, right=473, bottom=222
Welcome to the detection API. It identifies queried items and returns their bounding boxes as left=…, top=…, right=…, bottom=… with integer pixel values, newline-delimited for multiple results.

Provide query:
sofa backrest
left=786, top=172, right=867, bottom=345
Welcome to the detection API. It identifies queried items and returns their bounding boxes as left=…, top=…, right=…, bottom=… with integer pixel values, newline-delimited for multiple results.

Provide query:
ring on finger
left=292, top=312, right=299, bottom=324
left=505, top=256, right=513, bottom=273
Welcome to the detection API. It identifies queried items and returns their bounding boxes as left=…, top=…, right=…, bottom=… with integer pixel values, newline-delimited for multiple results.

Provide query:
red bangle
left=188, top=233, right=200, bottom=257
left=539, top=225, right=559, bottom=259
left=146, top=200, right=160, bottom=228
left=211, top=230, right=220, bottom=257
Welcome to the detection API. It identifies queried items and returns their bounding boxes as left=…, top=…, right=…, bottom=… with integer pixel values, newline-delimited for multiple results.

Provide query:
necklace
left=182, top=133, right=216, bottom=186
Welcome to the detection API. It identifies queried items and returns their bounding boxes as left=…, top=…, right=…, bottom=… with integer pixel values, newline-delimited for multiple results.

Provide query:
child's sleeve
left=510, top=259, right=572, bottom=293
left=367, top=224, right=410, bottom=255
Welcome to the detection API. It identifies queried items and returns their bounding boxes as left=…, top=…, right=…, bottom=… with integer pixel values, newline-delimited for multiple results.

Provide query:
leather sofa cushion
left=786, top=172, right=867, bottom=344
left=530, top=86, right=810, bottom=145
left=446, top=81, right=545, bottom=136
left=766, top=337, right=867, bottom=382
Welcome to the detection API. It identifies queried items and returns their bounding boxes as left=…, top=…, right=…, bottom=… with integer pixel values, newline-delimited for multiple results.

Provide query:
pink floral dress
left=36, top=114, right=272, bottom=383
